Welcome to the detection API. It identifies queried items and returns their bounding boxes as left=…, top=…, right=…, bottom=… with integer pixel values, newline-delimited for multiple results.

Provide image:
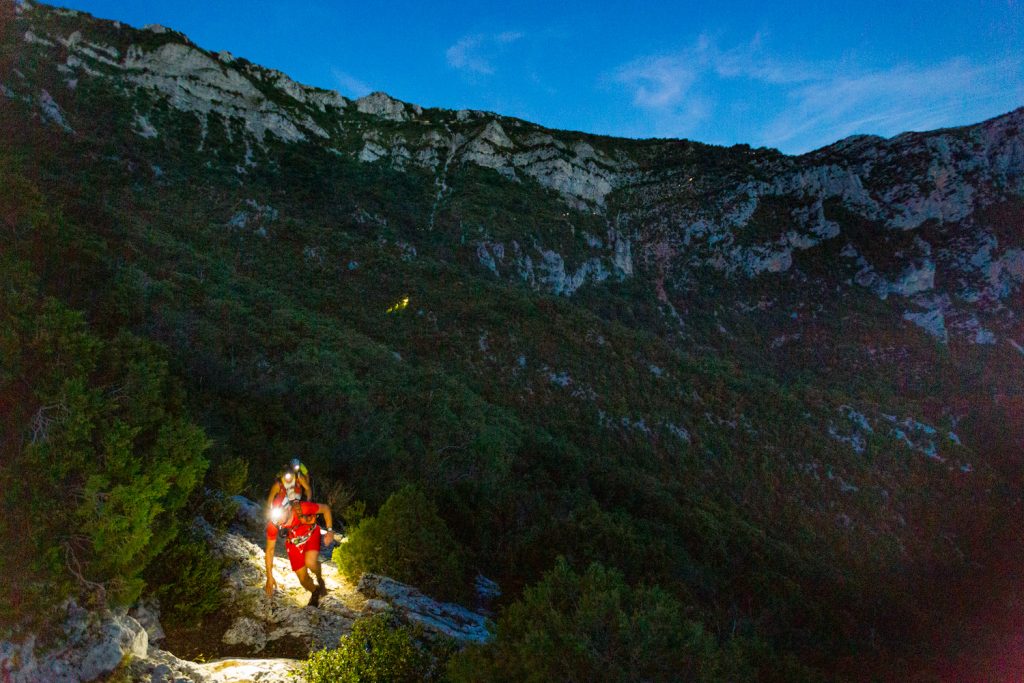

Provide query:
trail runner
left=265, top=498, right=336, bottom=606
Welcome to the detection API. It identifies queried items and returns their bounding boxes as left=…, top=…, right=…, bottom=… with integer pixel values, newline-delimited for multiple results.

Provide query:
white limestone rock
left=536, top=248, right=610, bottom=295
left=78, top=614, right=149, bottom=682
left=473, top=575, right=501, bottom=603
left=129, top=600, right=166, bottom=644
left=256, top=67, right=347, bottom=112
left=477, top=120, right=513, bottom=149
left=985, top=248, right=1024, bottom=298
left=456, top=108, right=487, bottom=122
left=358, top=140, right=388, bottom=163
left=37, top=36, right=333, bottom=146
left=193, top=516, right=363, bottom=654
left=903, top=307, right=948, bottom=343
left=728, top=245, right=792, bottom=276
left=355, top=91, right=411, bottom=121
left=0, top=604, right=149, bottom=683
left=666, top=423, right=691, bottom=443
left=222, top=617, right=268, bottom=651
left=38, top=89, right=72, bottom=132
left=610, top=229, right=634, bottom=276
left=132, top=113, right=158, bottom=138
left=227, top=200, right=278, bottom=234
left=477, top=241, right=500, bottom=276
left=23, top=29, right=54, bottom=47
left=232, top=495, right=266, bottom=531
left=123, top=43, right=327, bottom=143
left=194, top=658, right=300, bottom=683
left=883, top=180, right=975, bottom=230
left=304, top=88, right=348, bottom=112
left=126, top=647, right=300, bottom=683
left=890, top=261, right=936, bottom=296
left=511, top=148, right=621, bottom=208
left=961, top=317, right=997, bottom=344
left=478, top=238, right=623, bottom=295
left=357, top=574, right=491, bottom=644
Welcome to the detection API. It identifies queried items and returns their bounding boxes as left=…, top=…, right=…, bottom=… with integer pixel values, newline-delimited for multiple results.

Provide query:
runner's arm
left=317, top=504, right=334, bottom=540
left=264, top=528, right=277, bottom=595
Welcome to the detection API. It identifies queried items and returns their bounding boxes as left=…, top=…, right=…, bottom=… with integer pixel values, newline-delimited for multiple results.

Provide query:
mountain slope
left=3, top=1, right=1024, bottom=678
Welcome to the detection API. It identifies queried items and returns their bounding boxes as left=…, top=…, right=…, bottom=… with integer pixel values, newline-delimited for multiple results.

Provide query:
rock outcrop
left=0, top=603, right=148, bottom=683
left=354, top=91, right=419, bottom=121
left=357, top=574, right=491, bottom=643
left=0, top=496, right=494, bottom=682
left=24, top=0, right=1024, bottom=325
left=10, top=2, right=635, bottom=213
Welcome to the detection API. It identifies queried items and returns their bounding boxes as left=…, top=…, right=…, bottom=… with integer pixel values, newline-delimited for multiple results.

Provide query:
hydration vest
left=283, top=502, right=319, bottom=546
left=281, top=475, right=301, bottom=502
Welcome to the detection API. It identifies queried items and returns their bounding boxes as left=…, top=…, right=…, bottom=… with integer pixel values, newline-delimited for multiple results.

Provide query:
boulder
left=194, top=657, right=299, bottom=683
left=130, top=599, right=166, bottom=644
left=355, top=92, right=411, bottom=122
left=474, top=574, right=501, bottom=602
left=357, top=574, right=492, bottom=644
left=232, top=495, right=266, bottom=532
left=0, top=604, right=148, bottom=683
left=77, top=613, right=149, bottom=681
left=221, top=617, right=267, bottom=651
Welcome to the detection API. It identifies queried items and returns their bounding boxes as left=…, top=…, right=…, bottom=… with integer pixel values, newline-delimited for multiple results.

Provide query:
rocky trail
left=0, top=498, right=492, bottom=682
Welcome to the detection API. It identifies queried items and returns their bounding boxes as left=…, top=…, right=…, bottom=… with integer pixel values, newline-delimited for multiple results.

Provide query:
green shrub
left=333, top=485, right=468, bottom=602
left=301, top=613, right=437, bottom=683
left=143, top=528, right=226, bottom=627
left=342, top=499, right=367, bottom=527
left=207, top=455, right=249, bottom=497
left=448, top=558, right=726, bottom=683
left=0, top=257, right=210, bottom=625
left=194, top=489, right=241, bottom=530
left=197, top=455, right=247, bottom=529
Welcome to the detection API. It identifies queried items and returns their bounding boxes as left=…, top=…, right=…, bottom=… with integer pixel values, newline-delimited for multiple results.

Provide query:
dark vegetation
left=2, top=5, right=1023, bottom=680
left=335, top=485, right=469, bottom=603
left=302, top=612, right=454, bottom=683
left=447, top=558, right=822, bottom=682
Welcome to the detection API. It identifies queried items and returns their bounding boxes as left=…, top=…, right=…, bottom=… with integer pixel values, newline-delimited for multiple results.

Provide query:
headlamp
left=283, top=471, right=294, bottom=483
left=270, top=506, right=286, bottom=524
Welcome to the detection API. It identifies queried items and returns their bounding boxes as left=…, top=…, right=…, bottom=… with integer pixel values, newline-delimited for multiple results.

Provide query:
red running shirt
left=266, top=500, right=319, bottom=541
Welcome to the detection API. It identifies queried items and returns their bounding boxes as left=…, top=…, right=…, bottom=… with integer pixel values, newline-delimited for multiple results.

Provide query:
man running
left=266, top=459, right=312, bottom=509
left=264, top=498, right=336, bottom=606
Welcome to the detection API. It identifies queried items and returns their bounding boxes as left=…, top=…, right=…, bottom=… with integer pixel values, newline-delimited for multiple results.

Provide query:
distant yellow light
left=386, top=296, right=410, bottom=314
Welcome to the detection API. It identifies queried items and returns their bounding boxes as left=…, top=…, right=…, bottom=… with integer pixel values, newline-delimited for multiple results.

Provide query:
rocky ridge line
left=6, top=0, right=1024, bottom=339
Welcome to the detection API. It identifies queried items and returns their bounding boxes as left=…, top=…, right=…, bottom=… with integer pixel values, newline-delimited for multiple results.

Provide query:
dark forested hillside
left=2, top=1, right=1023, bottom=679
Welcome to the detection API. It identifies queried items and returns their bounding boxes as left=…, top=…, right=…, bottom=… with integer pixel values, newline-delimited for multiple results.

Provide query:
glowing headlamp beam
left=386, top=296, right=410, bottom=314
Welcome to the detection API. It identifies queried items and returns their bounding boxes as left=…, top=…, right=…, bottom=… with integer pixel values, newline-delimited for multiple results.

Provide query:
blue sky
left=60, top=0, right=1024, bottom=154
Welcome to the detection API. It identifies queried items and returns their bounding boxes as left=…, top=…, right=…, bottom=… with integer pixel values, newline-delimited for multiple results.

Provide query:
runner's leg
left=294, top=566, right=316, bottom=593
left=308, top=551, right=324, bottom=587
left=304, top=550, right=323, bottom=587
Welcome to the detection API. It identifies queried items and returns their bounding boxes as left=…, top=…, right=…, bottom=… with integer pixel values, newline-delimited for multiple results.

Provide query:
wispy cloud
left=613, top=54, right=700, bottom=110
left=331, top=68, right=372, bottom=98
left=762, top=59, right=1020, bottom=149
left=446, top=31, right=524, bottom=76
left=611, top=36, right=1023, bottom=152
